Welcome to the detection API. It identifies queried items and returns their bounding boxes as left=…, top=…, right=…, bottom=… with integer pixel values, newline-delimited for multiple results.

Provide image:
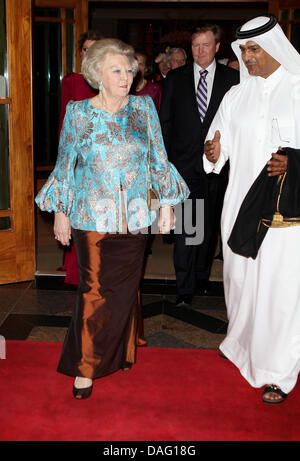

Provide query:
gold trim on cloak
left=258, top=172, right=300, bottom=229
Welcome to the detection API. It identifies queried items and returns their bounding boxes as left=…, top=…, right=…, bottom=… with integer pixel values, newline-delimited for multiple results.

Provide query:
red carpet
left=0, top=340, right=299, bottom=441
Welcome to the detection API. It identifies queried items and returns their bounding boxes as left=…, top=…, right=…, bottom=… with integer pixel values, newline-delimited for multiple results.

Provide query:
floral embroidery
left=35, top=96, right=189, bottom=232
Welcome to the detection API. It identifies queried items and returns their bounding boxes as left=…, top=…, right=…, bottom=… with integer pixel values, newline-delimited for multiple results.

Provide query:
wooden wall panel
left=0, top=0, right=35, bottom=284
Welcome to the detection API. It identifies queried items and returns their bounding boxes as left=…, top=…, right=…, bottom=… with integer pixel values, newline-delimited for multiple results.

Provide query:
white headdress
left=231, top=15, right=300, bottom=81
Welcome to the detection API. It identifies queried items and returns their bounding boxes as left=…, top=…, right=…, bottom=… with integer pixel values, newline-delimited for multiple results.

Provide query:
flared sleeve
left=35, top=102, right=78, bottom=216
left=146, top=96, right=190, bottom=206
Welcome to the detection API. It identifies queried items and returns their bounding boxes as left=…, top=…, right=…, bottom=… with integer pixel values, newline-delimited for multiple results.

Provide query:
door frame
left=0, top=0, right=35, bottom=284
left=0, top=0, right=88, bottom=285
left=2, top=0, right=295, bottom=284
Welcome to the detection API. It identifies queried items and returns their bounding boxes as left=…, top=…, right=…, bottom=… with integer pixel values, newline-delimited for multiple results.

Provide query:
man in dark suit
left=159, top=24, right=239, bottom=307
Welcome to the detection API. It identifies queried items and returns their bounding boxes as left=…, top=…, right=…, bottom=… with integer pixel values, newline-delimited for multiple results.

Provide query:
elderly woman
left=35, top=38, right=189, bottom=400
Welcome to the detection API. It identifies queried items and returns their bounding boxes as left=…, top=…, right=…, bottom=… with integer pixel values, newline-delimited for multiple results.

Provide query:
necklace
left=96, top=93, right=128, bottom=115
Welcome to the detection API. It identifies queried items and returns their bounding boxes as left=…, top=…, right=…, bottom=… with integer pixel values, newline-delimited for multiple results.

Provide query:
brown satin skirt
left=57, top=229, right=148, bottom=379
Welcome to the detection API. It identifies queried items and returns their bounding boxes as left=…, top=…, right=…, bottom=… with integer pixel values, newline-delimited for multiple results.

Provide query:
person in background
left=35, top=38, right=189, bottom=400
left=59, top=30, right=102, bottom=285
left=131, top=50, right=162, bottom=112
left=58, top=30, right=103, bottom=136
left=155, top=53, right=170, bottom=80
left=167, top=47, right=187, bottom=70
left=160, top=24, right=239, bottom=308
left=152, top=44, right=172, bottom=85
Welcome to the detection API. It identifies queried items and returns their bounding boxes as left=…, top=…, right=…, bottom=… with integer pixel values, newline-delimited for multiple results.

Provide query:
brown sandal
left=262, top=385, right=288, bottom=404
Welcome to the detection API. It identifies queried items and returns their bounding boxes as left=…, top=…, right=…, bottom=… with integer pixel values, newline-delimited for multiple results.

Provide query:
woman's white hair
left=82, top=38, right=139, bottom=89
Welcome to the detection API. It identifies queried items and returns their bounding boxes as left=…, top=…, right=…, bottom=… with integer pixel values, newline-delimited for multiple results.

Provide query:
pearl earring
left=99, top=82, right=103, bottom=91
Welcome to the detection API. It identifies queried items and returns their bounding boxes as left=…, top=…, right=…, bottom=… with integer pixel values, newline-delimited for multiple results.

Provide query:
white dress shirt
left=193, top=59, right=216, bottom=107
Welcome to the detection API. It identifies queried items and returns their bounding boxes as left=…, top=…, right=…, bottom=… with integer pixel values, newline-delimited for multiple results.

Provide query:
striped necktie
left=196, top=69, right=208, bottom=122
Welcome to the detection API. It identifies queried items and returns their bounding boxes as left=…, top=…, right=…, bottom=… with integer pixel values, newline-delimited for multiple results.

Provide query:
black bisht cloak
left=228, top=148, right=300, bottom=259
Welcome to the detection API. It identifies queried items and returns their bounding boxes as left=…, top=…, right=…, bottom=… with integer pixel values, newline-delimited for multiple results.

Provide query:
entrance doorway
left=33, top=0, right=88, bottom=283
left=33, top=0, right=300, bottom=288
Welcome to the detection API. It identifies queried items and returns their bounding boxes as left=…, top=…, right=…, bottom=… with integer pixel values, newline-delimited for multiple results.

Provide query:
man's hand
left=155, top=52, right=166, bottom=64
left=204, top=130, right=221, bottom=164
left=267, top=148, right=288, bottom=177
left=158, top=205, right=175, bottom=234
left=54, top=212, right=71, bottom=246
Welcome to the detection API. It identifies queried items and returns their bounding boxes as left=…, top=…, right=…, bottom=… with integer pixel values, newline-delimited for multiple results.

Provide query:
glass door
left=33, top=0, right=88, bottom=278
left=34, top=0, right=88, bottom=170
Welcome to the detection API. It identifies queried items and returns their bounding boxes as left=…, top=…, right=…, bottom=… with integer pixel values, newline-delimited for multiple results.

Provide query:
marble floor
left=0, top=280, right=227, bottom=349
left=0, top=210, right=227, bottom=349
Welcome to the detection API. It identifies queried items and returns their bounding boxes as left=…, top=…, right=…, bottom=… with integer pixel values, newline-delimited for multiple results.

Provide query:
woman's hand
left=54, top=212, right=71, bottom=246
left=204, top=130, right=221, bottom=164
left=158, top=205, right=175, bottom=234
left=267, top=148, right=288, bottom=177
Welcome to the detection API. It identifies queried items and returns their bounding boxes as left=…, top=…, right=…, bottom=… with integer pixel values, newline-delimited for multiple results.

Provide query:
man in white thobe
left=203, top=15, right=300, bottom=403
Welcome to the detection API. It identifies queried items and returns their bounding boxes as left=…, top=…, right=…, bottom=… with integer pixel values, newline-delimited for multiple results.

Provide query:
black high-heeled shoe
left=121, top=361, right=133, bottom=372
left=73, top=381, right=93, bottom=399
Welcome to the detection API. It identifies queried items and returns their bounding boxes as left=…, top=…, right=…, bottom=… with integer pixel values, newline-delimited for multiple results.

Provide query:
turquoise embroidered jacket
left=35, top=95, right=189, bottom=232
